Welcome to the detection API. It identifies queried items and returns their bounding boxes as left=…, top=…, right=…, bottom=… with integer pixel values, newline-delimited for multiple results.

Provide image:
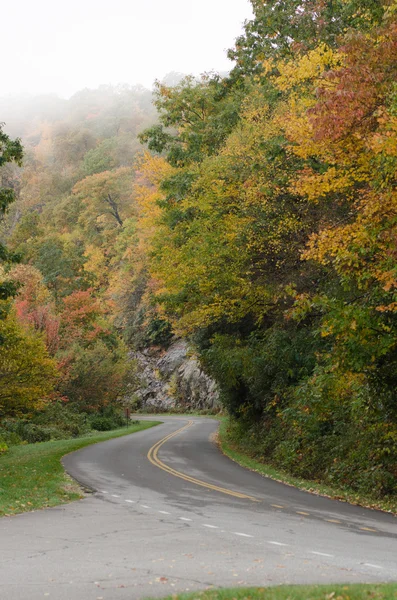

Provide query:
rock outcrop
left=131, top=340, right=220, bottom=412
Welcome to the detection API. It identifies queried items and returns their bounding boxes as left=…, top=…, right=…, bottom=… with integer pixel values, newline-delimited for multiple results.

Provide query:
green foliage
left=135, top=4, right=397, bottom=501
left=145, top=317, right=173, bottom=348
left=0, top=87, right=158, bottom=440
left=35, top=238, right=89, bottom=299
left=0, top=125, right=23, bottom=302
left=58, top=339, right=129, bottom=411
left=0, top=304, right=58, bottom=419
left=31, top=402, right=90, bottom=437
left=202, top=327, right=318, bottom=418
left=0, top=428, right=23, bottom=446
left=87, top=404, right=125, bottom=430
left=139, top=75, right=242, bottom=167
left=1, top=403, right=127, bottom=442
left=228, top=0, right=387, bottom=83
left=82, top=138, right=117, bottom=175
left=0, top=436, right=8, bottom=454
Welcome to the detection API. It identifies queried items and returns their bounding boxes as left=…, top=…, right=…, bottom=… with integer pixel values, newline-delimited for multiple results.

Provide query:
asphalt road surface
left=1, top=416, right=396, bottom=600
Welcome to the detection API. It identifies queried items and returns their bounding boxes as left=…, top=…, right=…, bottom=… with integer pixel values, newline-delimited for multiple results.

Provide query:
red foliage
left=15, top=296, right=60, bottom=355
left=59, top=289, right=109, bottom=347
left=310, top=23, right=397, bottom=141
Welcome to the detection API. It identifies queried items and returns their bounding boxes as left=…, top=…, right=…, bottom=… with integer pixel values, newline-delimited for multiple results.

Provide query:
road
left=0, top=416, right=396, bottom=600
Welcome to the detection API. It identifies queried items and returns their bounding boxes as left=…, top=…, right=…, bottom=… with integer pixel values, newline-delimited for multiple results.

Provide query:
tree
left=54, top=288, right=129, bottom=409
left=0, top=125, right=23, bottom=301
left=0, top=303, right=58, bottom=419
left=139, top=75, right=242, bottom=168
left=10, top=264, right=60, bottom=354
left=34, top=238, right=88, bottom=300
left=228, top=0, right=387, bottom=84
left=73, top=167, right=135, bottom=232
left=57, top=339, right=128, bottom=411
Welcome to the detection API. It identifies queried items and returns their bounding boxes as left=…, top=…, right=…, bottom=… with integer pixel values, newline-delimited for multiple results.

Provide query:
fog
left=2, top=0, right=253, bottom=98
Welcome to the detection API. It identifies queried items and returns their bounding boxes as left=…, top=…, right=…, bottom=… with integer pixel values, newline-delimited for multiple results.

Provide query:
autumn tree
left=135, top=1, right=397, bottom=497
left=0, top=125, right=23, bottom=301
left=10, top=264, right=60, bottom=354
left=0, top=302, right=58, bottom=419
left=228, top=0, right=388, bottom=84
left=73, top=167, right=134, bottom=231
left=56, top=290, right=129, bottom=410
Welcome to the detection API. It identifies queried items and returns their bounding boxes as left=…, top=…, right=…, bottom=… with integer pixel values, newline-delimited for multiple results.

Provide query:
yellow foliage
left=274, top=45, right=342, bottom=92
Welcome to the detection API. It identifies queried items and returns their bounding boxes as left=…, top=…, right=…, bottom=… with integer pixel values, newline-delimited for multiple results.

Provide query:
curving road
left=1, top=416, right=396, bottom=600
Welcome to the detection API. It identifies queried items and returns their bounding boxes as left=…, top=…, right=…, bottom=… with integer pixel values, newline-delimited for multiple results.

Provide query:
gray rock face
left=177, top=358, right=219, bottom=410
left=130, top=349, right=176, bottom=411
left=131, top=340, right=220, bottom=412
left=157, top=340, right=188, bottom=378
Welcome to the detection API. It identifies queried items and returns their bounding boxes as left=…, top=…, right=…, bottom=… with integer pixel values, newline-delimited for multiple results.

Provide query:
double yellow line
left=147, top=420, right=258, bottom=501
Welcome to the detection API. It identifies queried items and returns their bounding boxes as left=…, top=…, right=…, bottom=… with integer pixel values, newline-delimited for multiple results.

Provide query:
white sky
left=2, top=0, right=253, bottom=98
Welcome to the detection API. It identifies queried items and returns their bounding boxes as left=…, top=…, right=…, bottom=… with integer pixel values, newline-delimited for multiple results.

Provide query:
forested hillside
left=136, top=0, right=397, bottom=500
left=0, top=85, right=157, bottom=440
left=1, top=0, right=397, bottom=501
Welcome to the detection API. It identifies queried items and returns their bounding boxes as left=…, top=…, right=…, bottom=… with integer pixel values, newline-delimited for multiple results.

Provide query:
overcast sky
left=2, top=0, right=253, bottom=98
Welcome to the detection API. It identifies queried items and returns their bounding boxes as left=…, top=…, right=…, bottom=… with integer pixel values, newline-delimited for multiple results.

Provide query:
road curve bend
left=0, top=415, right=396, bottom=600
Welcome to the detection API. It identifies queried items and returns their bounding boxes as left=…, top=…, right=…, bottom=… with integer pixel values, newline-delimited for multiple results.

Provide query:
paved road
left=1, top=416, right=396, bottom=600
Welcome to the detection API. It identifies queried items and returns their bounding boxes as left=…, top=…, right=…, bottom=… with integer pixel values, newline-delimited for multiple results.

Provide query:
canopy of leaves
left=0, top=125, right=23, bottom=301
left=0, top=303, right=58, bottom=418
left=135, top=2, right=397, bottom=498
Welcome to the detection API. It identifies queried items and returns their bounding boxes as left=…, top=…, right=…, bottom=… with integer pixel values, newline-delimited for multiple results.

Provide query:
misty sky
left=3, top=0, right=253, bottom=98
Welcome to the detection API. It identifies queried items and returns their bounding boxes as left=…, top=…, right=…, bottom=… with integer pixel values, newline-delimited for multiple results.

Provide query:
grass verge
left=148, top=583, right=397, bottom=600
left=217, top=418, right=397, bottom=515
left=0, top=420, right=161, bottom=517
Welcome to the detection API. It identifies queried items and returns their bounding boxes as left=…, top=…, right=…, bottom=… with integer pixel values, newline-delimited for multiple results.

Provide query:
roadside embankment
left=0, top=421, right=160, bottom=517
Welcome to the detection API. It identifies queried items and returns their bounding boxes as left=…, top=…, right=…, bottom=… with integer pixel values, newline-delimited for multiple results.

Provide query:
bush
left=89, top=416, right=117, bottom=431
left=88, top=406, right=125, bottom=431
left=0, top=404, right=126, bottom=444
left=224, top=365, right=397, bottom=501
left=32, top=402, right=90, bottom=438
left=0, top=429, right=23, bottom=446
left=57, top=340, right=129, bottom=412
left=0, top=436, right=8, bottom=454
left=1, top=419, right=71, bottom=444
left=16, top=423, right=51, bottom=444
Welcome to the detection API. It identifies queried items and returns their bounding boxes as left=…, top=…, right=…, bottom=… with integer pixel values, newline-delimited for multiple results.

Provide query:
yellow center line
left=147, top=421, right=259, bottom=502
left=326, top=519, right=341, bottom=524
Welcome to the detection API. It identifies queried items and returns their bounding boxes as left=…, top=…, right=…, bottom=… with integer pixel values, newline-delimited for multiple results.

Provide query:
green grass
left=217, top=419, right=397, bottom=515
left=149, top=583, right=397, bottom=600
left=0, top=421, right=161, bottom=517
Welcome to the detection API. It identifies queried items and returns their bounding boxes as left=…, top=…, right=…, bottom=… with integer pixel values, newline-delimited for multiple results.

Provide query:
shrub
left=0, top=436, right=8, bottom=454
left=32, top=402, right=90, bottom=438
left=89, top=406, right=125, bottom=431
left=1, top=419, right=69, bottom=444
left=89, top=416, right=116, bottom=431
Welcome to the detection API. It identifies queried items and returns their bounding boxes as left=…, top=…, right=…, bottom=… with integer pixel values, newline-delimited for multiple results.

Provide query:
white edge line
left=268, top=541, right=289, bottom=547
left=364, top=563, right=383, bottom=569
left=233, top=532, right=253, bottom=538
